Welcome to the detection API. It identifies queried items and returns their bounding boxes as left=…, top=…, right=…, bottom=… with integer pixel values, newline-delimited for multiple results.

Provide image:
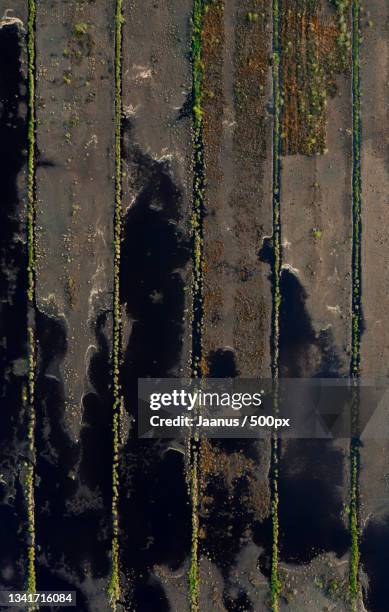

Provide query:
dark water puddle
left=200, top=476, right=253, bottom=571
left=0, top=500, right=24, bottom=588
left=223, top=589, right=253, bottom=612
left=207, top=348, right=252, bottom=457
left=134, top=576, right=170, bottom=612
left=278, top=440, right=348, bottom=563
left=279, top=269, right=342, bottom=377
left=257, top=236, right=273, bottom=267
left=208, top=348, right=239, bottom=378
left=120, top=120, right=190, bottom=383
left=361, top=517, right=389, bottom=612
left=206, top=348, right=246, bottom=454
left=253, top=516, right=273, bottom=578
left=35, top=311, right=77, bottom=473
left=257, top=249, right=344, bottom=377
left=204, top=350, right=265, bottom=612
left=119, top=120, right=191, bottom=606
left=279, top=269, right=316, bottom=376
left=255, top=441, right=348, bottom=570
left=119, top=446, right=190, bottom=610
left=202, top=474, right=258, bottom=612
left=0, top=22, right=28, bottom=589
left=278, top=270, right=349, bottom=563
left=79, top=311, right=112, bottom=504
left=124, top=448, right=191, bottom=570
left=35, top=310, right=110, bottom=590
left=253, top=261, right=349, bottom=570
left=279, top=270, right=348, bottom=564
left=37, top=566, right=88, bottom=612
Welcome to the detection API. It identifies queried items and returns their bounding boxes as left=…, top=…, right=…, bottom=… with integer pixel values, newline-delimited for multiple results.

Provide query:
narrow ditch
left=189, top=1, right=207, bottom=608
left=270, top=0, right=282, bottom=608
left=350, top=0, right=362, bottom=607
left=109, top=0, right=123, bottom=605
left=26, top=0, right=37, bottom=593
left=190, top=0, right=206, bottom=378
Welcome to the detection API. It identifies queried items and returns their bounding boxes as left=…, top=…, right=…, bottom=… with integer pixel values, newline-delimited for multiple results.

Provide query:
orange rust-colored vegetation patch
left=201, top=1, right=225, bottom=373
left=281, top=0, right=351, bottom=156
left=202, top=0, right=225, bottom=176
left=230, top=3, right=270, bottom=376
left=234, top=1, right=268, bottom=167
left=199, top=439, right=270, bottom=523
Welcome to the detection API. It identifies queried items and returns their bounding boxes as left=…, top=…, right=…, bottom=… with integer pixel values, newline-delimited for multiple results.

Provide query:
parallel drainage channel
left=189, top=0, right=206, bottom=609
left=270, top=0, right=282, bottom=609
left=350, top=0, right=362, bottom=608
left=26, top=0, right=37, bottom=596
left=109, top=0, right=124, bottom=607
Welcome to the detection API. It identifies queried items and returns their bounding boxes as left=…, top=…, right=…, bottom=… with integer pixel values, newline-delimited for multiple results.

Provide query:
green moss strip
left=108, top=0, right=123, bottom=608
left=25, top=464, right=36, bottom=594
left=191, top=0, right=205, bottom=378
left=26, top=0, right=37, bottom=596
left=351, top=0, right=361, bottom=377
left=331, top=0, right=352, bottom=70
left=192, top=0, right=204, bottom=135
left=270, top=0, right=282, bottom=612
left=189, top=1, right=206, bottom=608
left=27, top=0, right=36, bottom=304
left=349, top=441, right=359, bottom=608
left=271, top=437, right=281, bottom=611
left=271, top=0, right=282, bottom=609
left=188, top=452, right=199, bottom=610
left=26, top=328, right=36, bottom=597
left=349, top=0, right=361, bottom=608
left=272, top=0, right=281, bottom=377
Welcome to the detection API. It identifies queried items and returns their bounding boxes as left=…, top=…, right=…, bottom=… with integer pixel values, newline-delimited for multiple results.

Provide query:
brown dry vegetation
left=202, top=1, right=225, bottom=161
left=201, top=0, right=225, bottom=371
left=281, top=0, right=351, bottom=155
left=232, top=1, right=270, bottom=376
left=233, top=2, right=268, bottom=192
left=198, top=2, right=272, bottom=581
left=200, top=439, right=270, bottom=525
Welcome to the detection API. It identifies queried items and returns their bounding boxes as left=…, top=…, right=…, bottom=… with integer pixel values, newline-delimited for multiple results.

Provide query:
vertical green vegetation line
left=189, top=0, right=205, bottom=609
left=109, top=0, right=123, bottom=607
left=191, top=0, right=205, bottom=377
left=350, top=0, right=361, bottom=608
left=26, top=0, right=37, bottom=595
left=351, top=0, right=361, bottom=376
left=271, top=0, right=281, bottom=609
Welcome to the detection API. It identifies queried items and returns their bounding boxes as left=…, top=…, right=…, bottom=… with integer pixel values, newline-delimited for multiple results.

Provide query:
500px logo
left=247, top=415, right=290, bottom=429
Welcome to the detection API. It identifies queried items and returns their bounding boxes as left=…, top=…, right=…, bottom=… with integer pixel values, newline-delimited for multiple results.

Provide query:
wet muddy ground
left=0, top=1, right=388, bottom=611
